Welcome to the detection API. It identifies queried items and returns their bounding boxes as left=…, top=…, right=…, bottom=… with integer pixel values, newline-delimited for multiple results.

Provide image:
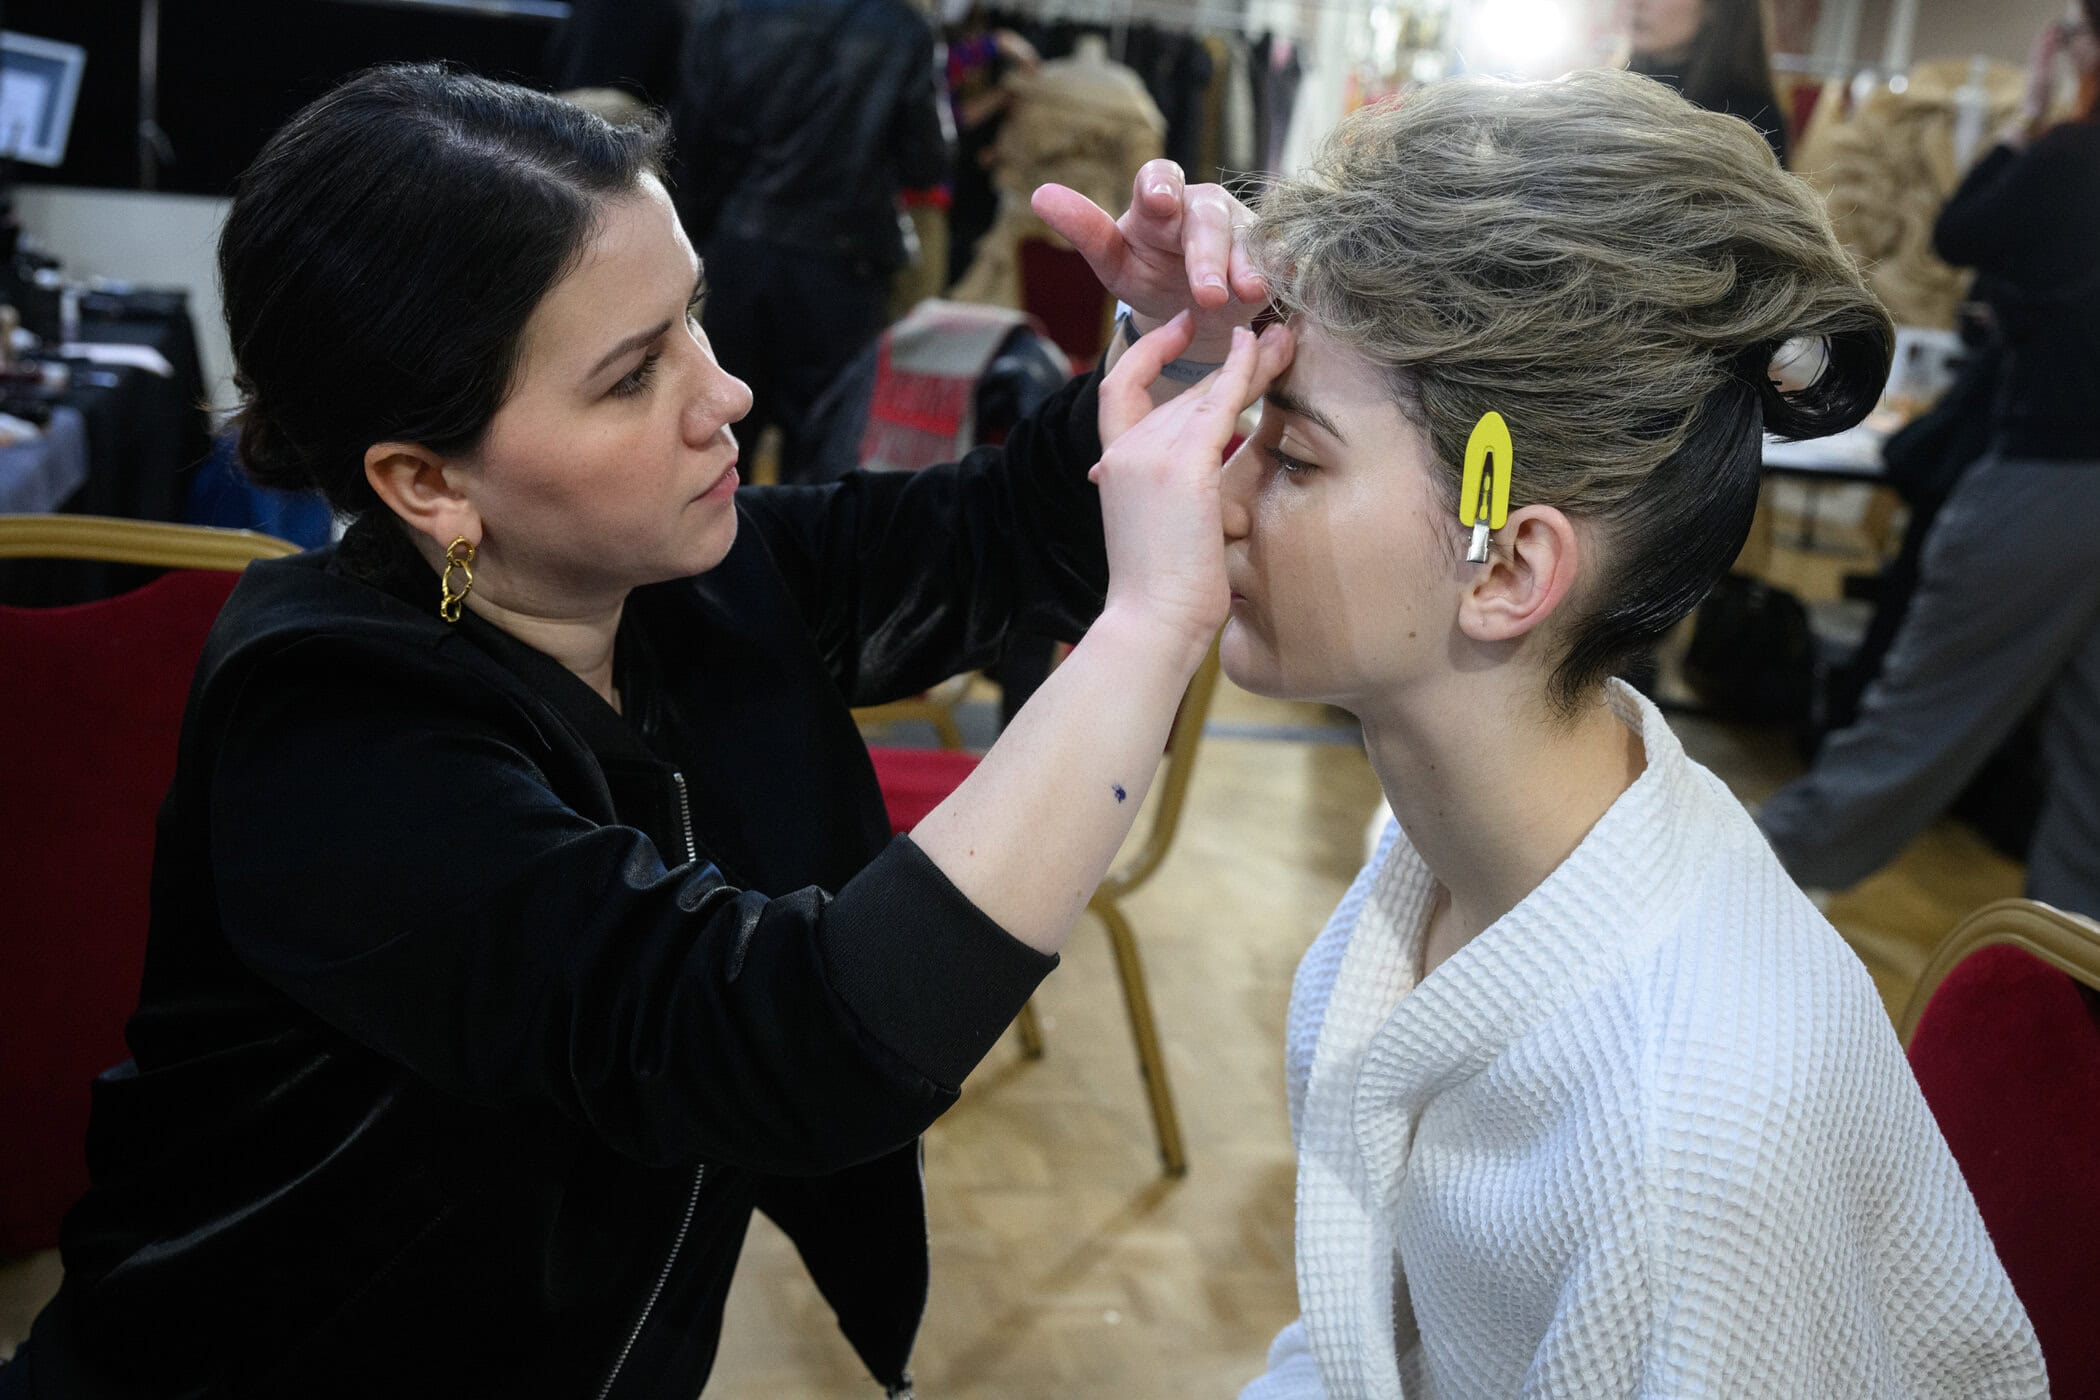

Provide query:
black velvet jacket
left=15, top=373, right=1107, bottom=1398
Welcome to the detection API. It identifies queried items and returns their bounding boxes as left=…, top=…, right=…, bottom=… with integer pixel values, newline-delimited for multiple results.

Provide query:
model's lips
left=696, top=461, right=739, bottom=501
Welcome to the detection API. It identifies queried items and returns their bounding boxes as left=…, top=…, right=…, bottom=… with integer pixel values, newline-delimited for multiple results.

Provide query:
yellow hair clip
left=1460, top=411, right=1514, bottom=563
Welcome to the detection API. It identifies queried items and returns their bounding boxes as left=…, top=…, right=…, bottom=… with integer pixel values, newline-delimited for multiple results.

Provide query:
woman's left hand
left=1033, top=159, right=1268, bottom=366
left=2022, top=18, right=2065, bottom=127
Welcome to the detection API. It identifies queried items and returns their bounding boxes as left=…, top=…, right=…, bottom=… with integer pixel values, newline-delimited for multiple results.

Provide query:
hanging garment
left=1794, top=59, right=2027, bottom=330
left=858, top=300, right=1056, bottom=474
left=1264, top=38, right=1304, bottom=174
left=1197, top=34, right=1233, bottom=184
left=951, top=36, right=1166, bottom=311
left=1220, top=35, right=1258, bottom=179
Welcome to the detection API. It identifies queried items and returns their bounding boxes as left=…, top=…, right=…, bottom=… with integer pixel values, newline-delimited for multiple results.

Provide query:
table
left=1757, top=422, right=1894, bottom=558
left=0, top=408, right=88, bottom=514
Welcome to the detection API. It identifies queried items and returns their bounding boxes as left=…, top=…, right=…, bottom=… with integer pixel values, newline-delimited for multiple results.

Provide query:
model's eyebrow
left=1264, top=385, right=1346, bottom=445
left=586, top=272, right=707, bottom=381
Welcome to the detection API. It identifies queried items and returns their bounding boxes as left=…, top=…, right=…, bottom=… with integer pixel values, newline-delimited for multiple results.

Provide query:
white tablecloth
left=0, top=407, right=90, bottom=514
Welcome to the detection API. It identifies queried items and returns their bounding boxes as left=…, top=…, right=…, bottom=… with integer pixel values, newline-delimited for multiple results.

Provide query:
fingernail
left=1151, top=183, right=1174, bottom=197
left=1204, top=275, right=1227, bottom=290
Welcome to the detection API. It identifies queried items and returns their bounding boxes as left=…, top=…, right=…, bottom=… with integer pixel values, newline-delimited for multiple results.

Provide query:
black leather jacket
left=559, top=0, right=952, bottom=268
left=13, top=374, right=1107, bottom=1398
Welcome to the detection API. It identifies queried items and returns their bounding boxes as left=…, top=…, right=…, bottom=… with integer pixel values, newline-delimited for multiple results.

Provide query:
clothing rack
left=1021, top=0, right=1264, bottom=40
left=1009, top=0, right=1364, bottom=47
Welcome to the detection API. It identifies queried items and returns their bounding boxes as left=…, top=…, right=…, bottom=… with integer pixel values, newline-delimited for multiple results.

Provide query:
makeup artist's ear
left=366, top=440, right=481, bottom=555
left=1456, top=504, right=1581, bottom=643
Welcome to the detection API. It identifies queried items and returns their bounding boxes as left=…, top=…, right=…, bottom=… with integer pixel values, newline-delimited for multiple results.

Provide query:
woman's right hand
left=1089, top=311, right=1294, bottom=657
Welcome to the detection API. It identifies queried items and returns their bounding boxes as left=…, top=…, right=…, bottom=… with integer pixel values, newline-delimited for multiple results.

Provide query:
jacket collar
left=331, top=514, right=665, bottom=775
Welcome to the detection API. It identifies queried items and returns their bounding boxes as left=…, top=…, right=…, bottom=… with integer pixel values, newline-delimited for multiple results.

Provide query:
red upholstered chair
left=1901, top=897, right=2100, bottom=1400
left=1017, top=236, right=1115, bottom=371
left=0, top=515, right=298, bottom=1260
left=864, top=642, right=1222, bottom=1178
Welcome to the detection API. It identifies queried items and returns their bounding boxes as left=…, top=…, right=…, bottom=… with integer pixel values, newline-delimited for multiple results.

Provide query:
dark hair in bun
left=219, top=63, right=669, bottom=516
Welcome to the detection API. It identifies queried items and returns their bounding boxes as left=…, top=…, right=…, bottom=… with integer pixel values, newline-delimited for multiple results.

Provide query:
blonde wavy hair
left=1251, top=69, right=1893, bottom=710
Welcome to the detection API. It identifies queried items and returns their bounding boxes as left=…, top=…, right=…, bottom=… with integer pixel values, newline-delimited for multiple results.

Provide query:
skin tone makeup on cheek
left=1219, top=325, right=1645, bottom=979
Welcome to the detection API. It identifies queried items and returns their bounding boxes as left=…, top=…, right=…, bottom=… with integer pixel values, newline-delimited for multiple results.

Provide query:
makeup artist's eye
left=1267, top=445, right=1318, bottom=478
left=610, top=349, right=662, bottom=399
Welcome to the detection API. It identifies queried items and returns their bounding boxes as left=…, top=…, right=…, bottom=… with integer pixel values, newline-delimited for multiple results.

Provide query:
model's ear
left=366, top=441, right=479, bottom=554
left=1455, top=504, right=1581, bottom=643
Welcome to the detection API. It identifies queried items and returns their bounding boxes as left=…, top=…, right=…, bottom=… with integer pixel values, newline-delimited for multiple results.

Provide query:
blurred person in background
left=556, top=0, right=954, bottom=484
left=1758, top=0, right=2100, bottom=918
left=1626, top=0, right=1791, bottom=164
left=943, top=4, right=1041, bottom=287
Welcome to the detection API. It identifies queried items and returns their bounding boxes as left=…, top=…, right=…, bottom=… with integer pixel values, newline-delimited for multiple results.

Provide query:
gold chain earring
left=438, top=536, right=476, bottom=623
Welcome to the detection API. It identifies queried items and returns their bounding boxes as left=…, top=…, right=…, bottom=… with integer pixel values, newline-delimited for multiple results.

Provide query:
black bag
left=1683, top=573, right=1816, bottom=727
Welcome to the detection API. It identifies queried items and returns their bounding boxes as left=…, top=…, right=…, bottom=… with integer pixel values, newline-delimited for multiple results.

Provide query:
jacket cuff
left=819, top=835, right=1057, bottom=1088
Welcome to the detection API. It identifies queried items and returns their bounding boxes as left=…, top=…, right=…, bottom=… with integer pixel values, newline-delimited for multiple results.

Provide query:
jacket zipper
left=670, top=770, right=700, bottom=867
left=597, top=770, right=705, bottom=1400
left=595, top=1165, right=704, bottom=1400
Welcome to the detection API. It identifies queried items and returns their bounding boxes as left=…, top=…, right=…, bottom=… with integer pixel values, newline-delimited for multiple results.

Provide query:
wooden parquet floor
left=711, top=680, right=2021, bottom=1397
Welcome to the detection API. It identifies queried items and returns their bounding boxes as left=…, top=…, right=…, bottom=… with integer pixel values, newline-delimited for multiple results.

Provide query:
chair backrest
left=1903, top=897, right=2100, bottom=1400
left=1017, top=237, right=1114, bottom=368
left=863, top=641, right=1222, bottom=883
left=0, top=516, right=296, bottom=1254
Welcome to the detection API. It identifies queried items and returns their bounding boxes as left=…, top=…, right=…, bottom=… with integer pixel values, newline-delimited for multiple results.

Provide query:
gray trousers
left=1758, top=451, right=2100, bottom=917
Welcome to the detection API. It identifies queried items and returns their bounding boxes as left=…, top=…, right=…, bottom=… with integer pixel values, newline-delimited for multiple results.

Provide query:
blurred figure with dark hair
left=554, top=0, right=953, bottom=484
left=1627, top=0, right=1791, bottom=165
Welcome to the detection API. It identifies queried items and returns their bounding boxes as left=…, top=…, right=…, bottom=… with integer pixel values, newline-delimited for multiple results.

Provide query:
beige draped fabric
left=1795, top=60, right=2028, bottom=329
left=951, top=38, right=1167, bottom=310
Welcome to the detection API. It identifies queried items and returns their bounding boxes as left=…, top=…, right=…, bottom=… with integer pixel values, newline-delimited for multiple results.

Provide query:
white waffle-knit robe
left=1242, top=684, right=2045, bottom=1400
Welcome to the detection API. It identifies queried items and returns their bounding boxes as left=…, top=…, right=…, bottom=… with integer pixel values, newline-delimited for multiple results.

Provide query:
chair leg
left=1013, top=997, right=1045, bottom=1060
left=1094, top=893, right=1188, bottom=1178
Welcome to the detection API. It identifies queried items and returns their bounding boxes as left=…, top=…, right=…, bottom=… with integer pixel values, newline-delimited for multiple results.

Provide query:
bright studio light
left=1464, top=0, right=1574, bottom=75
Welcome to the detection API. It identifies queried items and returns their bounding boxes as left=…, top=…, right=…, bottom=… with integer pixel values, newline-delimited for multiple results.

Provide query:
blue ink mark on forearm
left=1113, top=784, right=1128, bottom=803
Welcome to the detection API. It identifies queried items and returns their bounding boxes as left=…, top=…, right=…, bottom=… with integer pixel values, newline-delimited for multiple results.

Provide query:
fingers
left=1090, top=322, right=1293, bottom=483
left=1247, top=320, right=1295, bottom=396
left=1227, top=219, right=1269, bottom=307
left=1195, top=325, right=1263, bottom=417
left=1207, top=186, right=1267, bottom=294
left=1131, top=158, right=1185, bottom=225
left=1098, top=310, right=1198, bottom=445
left=1196, top=321, right=1292, bottom=426
left=1180, top=186, right=1237, bottom=309
left=1032, top=183, right=1126, bottom=282
left=1169, top=322, right=1294, bottom=454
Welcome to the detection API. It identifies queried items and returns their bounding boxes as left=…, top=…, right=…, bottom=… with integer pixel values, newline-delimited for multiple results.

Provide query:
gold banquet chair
left=0, top=516, right=297, bottom=1340
left=862, top=643, right=1223, bottom=1177
left=1068, top=640, right=1223, bottom=1178
left=1900, top=897, right=2100, bottom=1396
